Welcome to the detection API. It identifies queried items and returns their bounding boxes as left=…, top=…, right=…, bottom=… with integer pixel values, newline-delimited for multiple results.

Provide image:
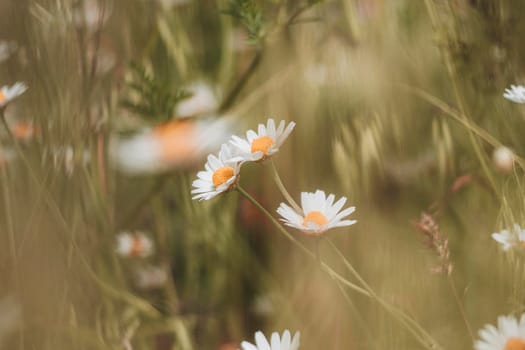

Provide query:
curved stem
left=448, top=274, right=474, bottom=342
left=270, top=160, right=302, bottom=214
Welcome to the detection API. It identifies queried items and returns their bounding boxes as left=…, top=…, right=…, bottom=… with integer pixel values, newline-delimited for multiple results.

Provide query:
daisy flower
left=492, top=146, right=515, bottom=174
left=175, top=82, right=218, bottom=118
left=503, top=85, right=525, bottom=104
left=241, top=330, right=300, bottom=350
left=116, top=231, right=154, bottom=258
left=0, top=83, right=27, bottom=108
left=277, top=190, right=356, bottom=235
left=492, top=224, right=525, bottom=251
left=0, top=41, right=17, bottom=63
left=111, top=118, right=231, bottom=175
left=192, top=143, right=242, bottom=201
left=475, top=314, right=525, bottom=350
left=230, top=119, right=296, bottom=162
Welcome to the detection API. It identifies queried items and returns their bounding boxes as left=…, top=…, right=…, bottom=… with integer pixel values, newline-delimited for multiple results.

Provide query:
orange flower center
left=505, top=338, right=525, bottom=350
left=0, top=90, right=5, bottom=103
left=251, top=136, right=274, bottom=155
left=12, top=121, right=34, bottom=140
left=130, top=237, right=144, bottom=257
left=154, top=120, right=197, bottom=164
left=303, top=211, right=329, bottom=227
left=212, top=166, right=235, bottom=188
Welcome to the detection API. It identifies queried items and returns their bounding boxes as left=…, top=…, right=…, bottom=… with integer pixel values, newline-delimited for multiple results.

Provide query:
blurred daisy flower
left=0, top=83, right=27, bottom=108
left=475, top=314, right=525, bottom=350
left=230, top=119, right=296, bottom=162
left=175, top=82, right=218, bottom=118
left=241, top=330, right=300, bottom=350
left=111, top=118, right=231, bottom=175
left=192, top=144, right=242, bottom=201
left=503, top=85, right=525, bottom=104
left=0, top=41, right=17, bottom=63
left=492, top=224, right=525, bottom=251
left=492, top=146, right=515, bottom=173
left=277, top=190, right=356, bottom=235
left=10, top=120, right=35, bottom=142
left=116, top=231, right=154, bottom=258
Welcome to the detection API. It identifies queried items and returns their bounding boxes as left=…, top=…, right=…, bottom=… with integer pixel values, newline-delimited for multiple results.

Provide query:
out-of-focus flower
left=492, top=224, right=525, bottom=251
left=0, top=83, right=27, bottom=108
left=230, top=119, right=296, bottom=162
left=73, top=0, right=111, bottom=32
left=116, top=231, right=154, bottom=258
left=9, top=120, right=35, bottom=142
left=493, top=146, right=515, bottom=173
left=503, top=85, right=525, bottom=104
left=192, top=144, right=242, bottom=201
left=474, top=314, right=525, bottom=350
left=0, top=41, right=17, bottom=63
left=241, top=330, right=300, bottom=350
left=111, top=118, right=231, bottom=175
left=175, top=82, right=218, bottom=118
left=134, top=265, right=168, bottom=289
left=0, top=295, right=21, bottom=348
left=277, top=190, right=356, bottom=235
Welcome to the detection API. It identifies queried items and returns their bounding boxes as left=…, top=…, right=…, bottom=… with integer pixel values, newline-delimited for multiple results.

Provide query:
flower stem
left=270, top=160, right=302, bottom=214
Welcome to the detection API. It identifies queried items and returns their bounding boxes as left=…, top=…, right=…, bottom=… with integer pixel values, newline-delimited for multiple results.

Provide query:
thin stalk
left=447, top=274, right=474, bottom=342
left=326, top=239, right=444, bottom=350
left=270, top=160, right=302, bottom=214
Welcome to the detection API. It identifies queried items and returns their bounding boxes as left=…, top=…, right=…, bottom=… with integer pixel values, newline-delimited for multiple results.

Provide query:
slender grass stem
left=270, top=160, right=302, bottom=214
left=447, top=274, right=474, bottom=342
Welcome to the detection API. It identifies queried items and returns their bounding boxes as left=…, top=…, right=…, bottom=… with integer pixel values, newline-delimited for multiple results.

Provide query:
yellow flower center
left=212, top=166, right=235, bottom=188
left=505, top=338, right=525, bottom=350
left=251, top=136, right=274, bottom=155
left=155, top=120, right=197, bottom=164
left=0, top=90, right=5, bottom=103
left=303, top=211, right=329, bottom=227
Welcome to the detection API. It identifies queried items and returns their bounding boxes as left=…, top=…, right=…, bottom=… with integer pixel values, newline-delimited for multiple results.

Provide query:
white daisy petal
left=503, top=84, right=525, bottom=104
left=241, top=330, right=300, bottom=350
left=475, top=313, right=525, bottom=350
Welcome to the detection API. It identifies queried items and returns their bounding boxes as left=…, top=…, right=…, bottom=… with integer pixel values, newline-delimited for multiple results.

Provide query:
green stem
left=447, top=274, right=474, bottom=342
left=270, top=160, right=302, bottom=214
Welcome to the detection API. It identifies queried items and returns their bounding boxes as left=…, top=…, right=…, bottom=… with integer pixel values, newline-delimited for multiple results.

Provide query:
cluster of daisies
left=191, top=118, right=357, bottom=236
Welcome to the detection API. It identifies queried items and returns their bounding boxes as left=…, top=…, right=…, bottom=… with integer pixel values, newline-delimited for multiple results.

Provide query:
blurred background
left=2, top=0, right=525, bottom=349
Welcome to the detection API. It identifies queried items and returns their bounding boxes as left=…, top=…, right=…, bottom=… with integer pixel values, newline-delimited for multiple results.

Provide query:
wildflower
left=10, top=120, right=35, bottom=142
left=413, top=212, right=453, bottom=275
left=241, top=330, right=300, bottom=350
left=0, top=41, right=17, bottom=63
left=503, top=85, right=525, bottom=104
left=116, top=231, right=154, bottom=258
left=175, top=82, right=218, bottom=118
left=474, top=314, right=525, bottom=350
left=492, top=224, right=525, bottom=251
left=0, top=83, right=27, bottom=108
left=277, top=190, right=356, bottom=235
left=191, top=144, right=242, bottom=201
left=493, top=146, right=515, bottom=173
left=111, top=118, right=231, bottom=175
left=230, top=119, right=296, bottom=162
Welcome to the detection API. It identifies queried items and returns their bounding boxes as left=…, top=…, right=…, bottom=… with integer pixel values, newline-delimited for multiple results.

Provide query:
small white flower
left=241, top=330, right=300, bottom=350
left=0, top=41, right=17, bottom=63
left=176, top=82, right=218, bottom=118
left=492, top=224, right=525, bottom=251
left=503, top=85, right=525, bottom=104
left=191, top=144, right=242, bottom=201
left=277, top=190, right=356, bottom=235
left=116, top=231, right=154, bottom=258
left=0, top=83, right=27, bottom=108
left=475, top=314, right=525, bottom=350
left=492, top=146, right=515, bottom=173
left=230, top=119, right=295, bottom=162
left=111, top=118, right=231, bottom=175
